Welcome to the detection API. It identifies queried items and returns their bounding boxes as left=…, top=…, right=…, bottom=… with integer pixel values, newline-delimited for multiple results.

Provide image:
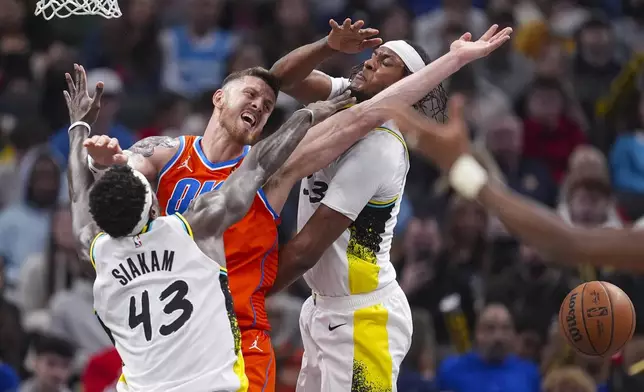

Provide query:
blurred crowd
left=2, top=0, right=644, bottom=391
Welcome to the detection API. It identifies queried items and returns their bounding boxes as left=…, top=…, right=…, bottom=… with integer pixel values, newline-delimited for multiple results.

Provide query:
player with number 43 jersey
left=64, top=64, right=353, bottom=391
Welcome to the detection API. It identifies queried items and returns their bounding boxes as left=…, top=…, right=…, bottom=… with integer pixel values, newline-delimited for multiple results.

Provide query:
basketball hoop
left=35, top=0, right=122, bottom=20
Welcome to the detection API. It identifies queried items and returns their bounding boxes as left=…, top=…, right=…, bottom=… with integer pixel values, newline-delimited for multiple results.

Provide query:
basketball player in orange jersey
left=390, top=95, right=644, bottom=272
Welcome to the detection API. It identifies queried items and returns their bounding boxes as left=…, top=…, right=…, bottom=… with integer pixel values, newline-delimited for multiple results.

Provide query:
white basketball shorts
left=296, top=281, right=412, bottom=392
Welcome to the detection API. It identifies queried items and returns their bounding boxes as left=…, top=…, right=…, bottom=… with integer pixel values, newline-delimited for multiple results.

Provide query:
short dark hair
left=89, top=165, right=148, bottom=238
left=221, top=66, right=280, bottom=99
left=33, top=334, right=75, bottom=359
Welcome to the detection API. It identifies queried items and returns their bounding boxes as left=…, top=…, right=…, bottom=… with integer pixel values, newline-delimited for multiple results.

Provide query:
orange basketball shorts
left=242, top=329, right=276, bottom=392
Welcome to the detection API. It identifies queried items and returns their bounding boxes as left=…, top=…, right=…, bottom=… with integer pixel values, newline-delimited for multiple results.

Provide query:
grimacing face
left=213, top=76, right=276, bottom=145
left=350, top=47, right=407, bottom=100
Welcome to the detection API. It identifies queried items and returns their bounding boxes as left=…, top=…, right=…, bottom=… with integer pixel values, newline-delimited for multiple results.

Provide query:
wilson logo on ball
left=567, top=293, right=583, bottom=342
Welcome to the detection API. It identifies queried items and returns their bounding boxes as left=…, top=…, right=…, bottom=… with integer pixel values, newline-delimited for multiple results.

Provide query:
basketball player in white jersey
left=63, top=64, right=353, bottom=392
left=268, top=21, right=512, bottom=391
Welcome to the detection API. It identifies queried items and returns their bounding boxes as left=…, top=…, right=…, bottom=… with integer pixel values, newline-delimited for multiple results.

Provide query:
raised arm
left=271, top=19, right=381, bottom=103
left=63, top=64, right=104, bottom=261
left=394, top=96, right=644, bottom=272
left=182, top=93, right=355, bottom=238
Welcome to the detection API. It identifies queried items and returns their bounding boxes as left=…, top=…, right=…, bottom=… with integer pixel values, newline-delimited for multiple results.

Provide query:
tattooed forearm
left=129, top=136, right=179, bottom=157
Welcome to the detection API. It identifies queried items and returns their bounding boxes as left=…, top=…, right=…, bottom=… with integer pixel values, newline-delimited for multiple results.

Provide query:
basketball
left=559, top=281, right=636, bottom=357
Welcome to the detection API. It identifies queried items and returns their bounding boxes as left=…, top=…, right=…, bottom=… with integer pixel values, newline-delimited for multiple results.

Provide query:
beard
left=347, top=86, right=375, bottom=104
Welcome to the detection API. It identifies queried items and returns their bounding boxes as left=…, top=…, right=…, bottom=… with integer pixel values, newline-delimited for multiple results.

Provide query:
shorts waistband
left=312, top=282, right=400, bottom=311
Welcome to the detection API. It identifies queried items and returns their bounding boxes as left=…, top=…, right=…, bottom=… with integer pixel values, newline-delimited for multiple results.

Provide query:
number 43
left=129, top=280, right=194, bottom=341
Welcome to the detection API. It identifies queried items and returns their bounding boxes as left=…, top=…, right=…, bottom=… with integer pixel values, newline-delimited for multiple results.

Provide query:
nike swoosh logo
left=328, top=323, right=347, bottom=331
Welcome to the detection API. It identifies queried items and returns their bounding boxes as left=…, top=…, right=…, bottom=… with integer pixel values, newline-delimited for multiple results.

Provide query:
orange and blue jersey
left=156, top=135, right=279, bottom=333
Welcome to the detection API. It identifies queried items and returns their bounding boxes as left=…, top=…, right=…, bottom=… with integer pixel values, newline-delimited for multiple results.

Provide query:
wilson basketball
left=559, top=281, right=636, bottom=357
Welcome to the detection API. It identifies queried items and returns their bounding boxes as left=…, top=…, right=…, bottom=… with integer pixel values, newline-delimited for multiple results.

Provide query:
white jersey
left=90, top=214, right=247, bottom=392
left=297, top=76, right=409, bottom=296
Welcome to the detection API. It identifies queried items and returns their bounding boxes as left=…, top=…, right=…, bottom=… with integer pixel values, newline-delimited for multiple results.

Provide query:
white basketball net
left=35, top=0, right=122, bottom=20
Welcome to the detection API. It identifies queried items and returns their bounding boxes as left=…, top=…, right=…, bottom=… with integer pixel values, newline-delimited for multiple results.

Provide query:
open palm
left=449, top=24, right=513, bottom=63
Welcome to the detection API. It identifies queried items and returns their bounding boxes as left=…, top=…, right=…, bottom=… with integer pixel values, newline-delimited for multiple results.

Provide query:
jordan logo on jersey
left=177, top=156, right=193, bottom=172
left=249, top=336, right=263, bottom=352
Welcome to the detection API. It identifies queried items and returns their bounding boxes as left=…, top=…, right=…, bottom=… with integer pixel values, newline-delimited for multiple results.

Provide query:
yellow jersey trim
left=174, top=213, right=194, bottom=239
left=88, top=232, right=106, bottom=270
left=374, top=126, right=408, bottom=159
left=367, top=195, right=399, bottom=208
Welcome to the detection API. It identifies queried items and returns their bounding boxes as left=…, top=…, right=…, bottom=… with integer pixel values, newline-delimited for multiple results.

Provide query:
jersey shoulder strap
left=165, top=213, right=194, bottom=240
left=88, top=232, right=107, bottom=270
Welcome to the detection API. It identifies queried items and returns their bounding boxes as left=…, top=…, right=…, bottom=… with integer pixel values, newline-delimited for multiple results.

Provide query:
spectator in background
left=559, top=153, right=622, bottom=229
left=436, top=303, right=540, bottom=392
left=478, top=11, right=534, bottom=102
left=17, top=205, right=76, bottom=332
left=48, top=252, right=111, bottom=374
left=422, top=198, right=487, bottom=348
left=0, top=358, right=19, bottom=392
left=83, top=0, right=161, bottom=95
left=19, top=335, right=73, bottom=392
left=0, top=0, right=33, bottom=95
left=0, top=117, right=50, bottom=207
left=0, top=146, right=60, bottom=292
left=483, top=112, right=557, bottom=206
left=486, top=244, right=570, bottom=338
left=227, top=41, right=267, bottom=74
left=377, top=5, right=412, bottom=42
left=610, top=91, right=644, bottom=220
left=261, top=0, right=314, bottom=66
left=572, top=16, right=623, bottom=147
left=398, top=216, right=442, bottom=297
left=520, top=77, right=587, bottom=183
left=0, top=256, right=25, bottom=378
left=543, top=366, right=596, bottom=392
left=414, top=0, right=488, bottom=60
left=49, top=68, right=134, bottom=166
left=614, top=0, right=644, bottom=54
left=137, top=91, right=190, bottom=139
left=160, top=0, right=237, bottom=98
left=397, top=309, right=437, bottom=392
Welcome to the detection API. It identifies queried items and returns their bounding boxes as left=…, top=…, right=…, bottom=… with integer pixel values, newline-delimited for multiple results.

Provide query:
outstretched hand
left=449, top=24, right=513, bottom=65
left=397, top=95, right=471, bottom=172
left=305, top=91, right=356, bottom=125
left=64, top=63, right=104, bottom=125
left=327, top=18, right=382, bottom=54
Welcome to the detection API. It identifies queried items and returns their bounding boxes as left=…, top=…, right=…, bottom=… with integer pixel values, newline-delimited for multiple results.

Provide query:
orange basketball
left=559, top=281, right=636, bottom=357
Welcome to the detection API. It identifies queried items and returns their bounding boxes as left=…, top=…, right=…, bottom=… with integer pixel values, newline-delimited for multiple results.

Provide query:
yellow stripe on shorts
left=352, top=304, right=393, bottom=391
left=234, top=348, right=248, bottom=392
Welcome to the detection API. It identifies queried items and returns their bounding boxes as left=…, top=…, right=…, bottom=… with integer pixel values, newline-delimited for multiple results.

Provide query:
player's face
left=350, top=47, right=406, bottom=100
left=214, top=76, right=276, bottom=145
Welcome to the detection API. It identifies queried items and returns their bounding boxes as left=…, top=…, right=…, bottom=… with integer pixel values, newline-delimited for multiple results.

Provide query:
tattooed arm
left=84, top=135, right=180, bottom=182
left=183, top=93, right=354, bottom=239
